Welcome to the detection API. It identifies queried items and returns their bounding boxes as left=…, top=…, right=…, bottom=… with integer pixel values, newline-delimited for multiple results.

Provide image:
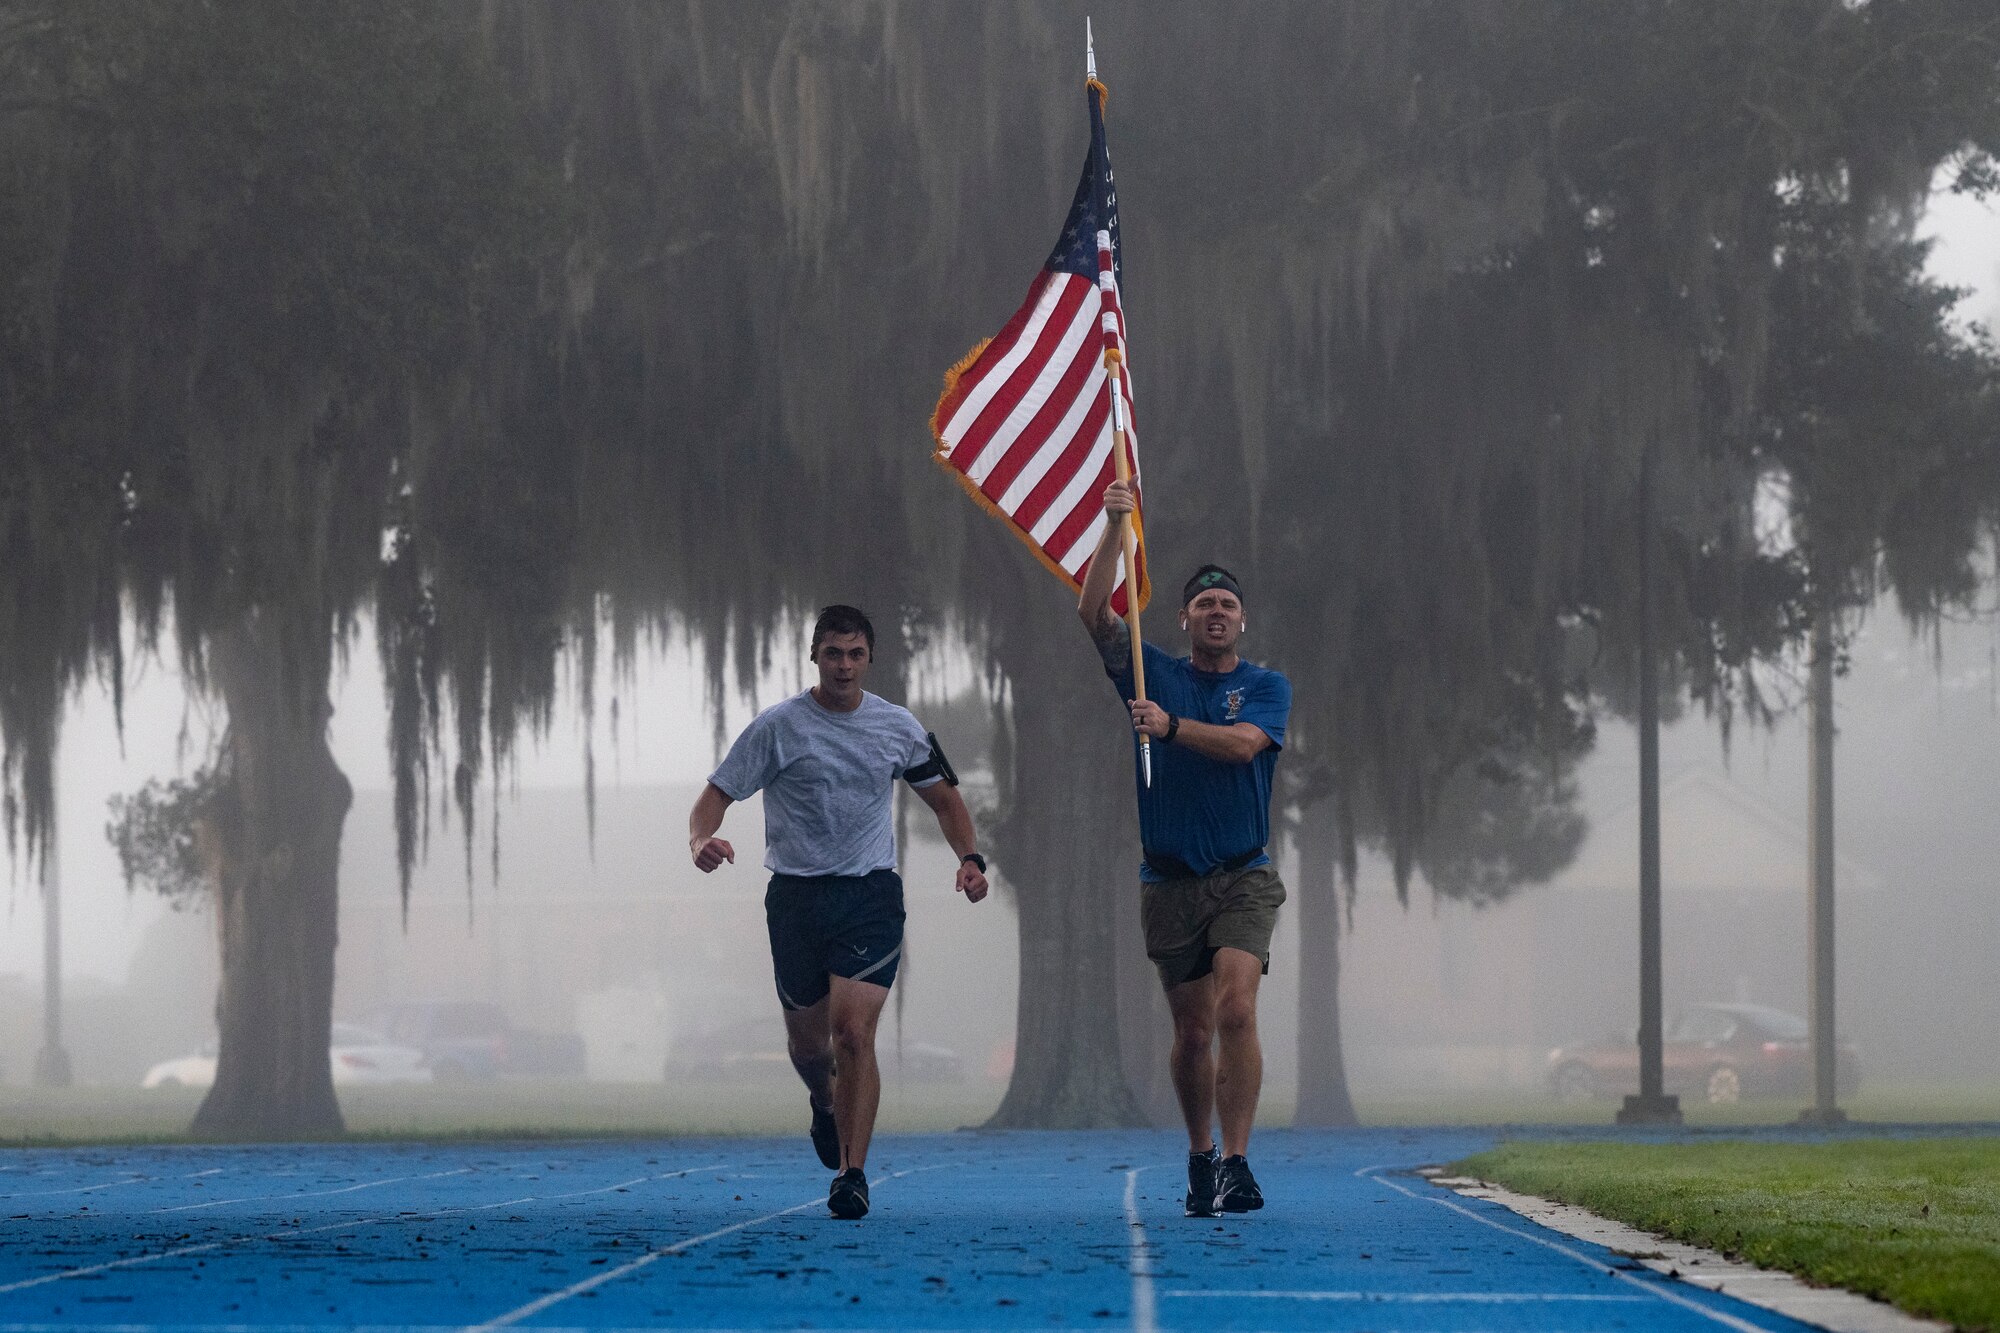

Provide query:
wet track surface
left=0, top=1128, right=1826, bottom=1331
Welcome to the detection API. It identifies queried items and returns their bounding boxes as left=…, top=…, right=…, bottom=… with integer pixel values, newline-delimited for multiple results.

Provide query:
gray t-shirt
left=708, top=690, right=941, bottom=877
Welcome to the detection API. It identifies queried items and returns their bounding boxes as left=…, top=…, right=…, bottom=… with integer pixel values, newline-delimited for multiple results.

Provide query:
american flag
left=930, top=79, right=1149, bottom=615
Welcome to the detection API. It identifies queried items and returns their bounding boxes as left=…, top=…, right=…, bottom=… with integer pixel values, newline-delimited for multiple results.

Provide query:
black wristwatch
left=1163, top=713, right=1180, bottom=743
left=961, top=852, right=987, bottom=874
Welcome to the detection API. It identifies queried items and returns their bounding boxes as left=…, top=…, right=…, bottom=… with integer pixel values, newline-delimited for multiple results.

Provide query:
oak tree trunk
left=985, top=623, right=1144, bottom=1129
left=191, top=613, right=351, bottom=1139
left=1293, top=802, right=1358, bottom=1126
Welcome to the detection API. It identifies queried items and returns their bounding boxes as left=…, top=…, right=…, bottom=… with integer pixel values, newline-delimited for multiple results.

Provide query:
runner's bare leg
left=1211, top=947, right=1265, bottom=1158
left=1164, top=974, right=1218, bottom=1152
left=781, top=997, right=836, bottom=1108
left=828, top=975, right=890, bottom=1170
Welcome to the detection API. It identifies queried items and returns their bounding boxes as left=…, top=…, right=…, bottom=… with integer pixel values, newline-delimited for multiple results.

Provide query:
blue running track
left=0, top=1128, right=1824, bottom=1331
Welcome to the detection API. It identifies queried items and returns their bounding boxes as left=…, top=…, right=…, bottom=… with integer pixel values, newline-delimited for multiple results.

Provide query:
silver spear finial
left=1087, top=17, right=1097, bottom=82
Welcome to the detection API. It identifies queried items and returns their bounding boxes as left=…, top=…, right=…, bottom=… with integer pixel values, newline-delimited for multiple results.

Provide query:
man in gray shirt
left=688, top=605, right=988, bottom=1220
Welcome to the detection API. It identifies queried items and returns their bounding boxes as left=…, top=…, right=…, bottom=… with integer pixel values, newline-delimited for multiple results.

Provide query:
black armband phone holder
left=902, top=731, right=959, bottom=787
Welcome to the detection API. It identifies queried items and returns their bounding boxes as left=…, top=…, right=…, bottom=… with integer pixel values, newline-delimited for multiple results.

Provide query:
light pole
left=1798, top=604, right=1845, bottom=1126
left=1620, top=442, right=1681, bottom=1125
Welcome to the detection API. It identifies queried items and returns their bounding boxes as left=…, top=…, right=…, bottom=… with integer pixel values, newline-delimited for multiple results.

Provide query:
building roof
left=1546, top=766, right=1884, bottom=896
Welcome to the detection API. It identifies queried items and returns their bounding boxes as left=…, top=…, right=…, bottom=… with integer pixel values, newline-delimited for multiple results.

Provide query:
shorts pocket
left=1140, top=880, right=1205, bottom=963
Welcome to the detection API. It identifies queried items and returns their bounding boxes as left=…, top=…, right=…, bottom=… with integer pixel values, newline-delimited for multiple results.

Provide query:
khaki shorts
left=1140, top=864, right=1287, bottom=990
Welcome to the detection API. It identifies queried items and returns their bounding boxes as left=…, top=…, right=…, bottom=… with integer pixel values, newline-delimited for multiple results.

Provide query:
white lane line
left=0, top=1162, right=727, bottom=1296
left=151, top=1167, right=473, bottom=1212
left=341, top=1162, right=726, bottom=1221
left=1166, top=1289, right=1647, bottom=1302
left=1357, top=1165, right=1774, bottom=1333
left=463, top=1164, right=943, bottom=1332
left=2, top=1172, right=142, bottom=1199
left=1122, top=1168, right=1160, bottom=1333
left=0, top=1167, right=225, bottom=1201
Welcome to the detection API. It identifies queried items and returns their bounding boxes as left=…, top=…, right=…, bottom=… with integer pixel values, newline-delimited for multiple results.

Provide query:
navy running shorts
left=764, top=868, right=907, bottom=1010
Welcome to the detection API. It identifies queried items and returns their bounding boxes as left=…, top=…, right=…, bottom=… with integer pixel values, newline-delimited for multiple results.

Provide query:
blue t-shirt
left=708, top=691, right=942, bottom=878
left=1109, top=642, right=1291, bottom=881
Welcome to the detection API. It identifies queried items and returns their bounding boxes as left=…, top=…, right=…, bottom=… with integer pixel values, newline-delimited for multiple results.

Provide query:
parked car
left=141, top=1024, right=432, bottom=1089
left=667, top=1015, right=791, bottom=1079
left=666, top=1015, right=965, bottom=1083
left=881, top=1038, right=966, bottom=1083
left=1546, top=1002, right=1861, bottom=1104
left=363, top=1000, right=586, bottom=1081
left=141, top=1045, right=217, bottom=1090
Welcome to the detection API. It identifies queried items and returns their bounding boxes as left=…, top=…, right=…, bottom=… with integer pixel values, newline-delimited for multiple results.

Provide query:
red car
left=1546, top=1002, right=1861, bottom=1104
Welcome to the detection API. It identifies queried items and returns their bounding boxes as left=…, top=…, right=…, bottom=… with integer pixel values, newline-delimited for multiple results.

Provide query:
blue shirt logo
left=1107, top=645, right=1291, bottom=880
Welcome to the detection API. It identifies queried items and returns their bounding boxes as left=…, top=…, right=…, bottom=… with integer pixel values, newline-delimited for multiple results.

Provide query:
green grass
left=1350, top=1083, right=2000, bottom=1128
left=1453, top=1138, right=2000, bottom=1331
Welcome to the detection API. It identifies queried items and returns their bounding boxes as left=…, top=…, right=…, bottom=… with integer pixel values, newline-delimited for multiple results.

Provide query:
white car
left=141, top=1024, right=433, bottom=1089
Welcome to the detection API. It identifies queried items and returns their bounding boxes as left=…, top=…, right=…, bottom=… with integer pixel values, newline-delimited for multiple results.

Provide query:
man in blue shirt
left=1078, top=480, right=1291, bottom=1218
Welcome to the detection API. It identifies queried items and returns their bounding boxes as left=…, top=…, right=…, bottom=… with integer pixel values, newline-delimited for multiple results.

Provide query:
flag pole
left=1105, top=316, right=1149, bottom=789
left=1088, top=19, right=1151, bottom=787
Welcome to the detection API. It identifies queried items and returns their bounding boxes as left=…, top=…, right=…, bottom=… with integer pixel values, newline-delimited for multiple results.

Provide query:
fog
left=5, top=594, right=1997, bottom=1106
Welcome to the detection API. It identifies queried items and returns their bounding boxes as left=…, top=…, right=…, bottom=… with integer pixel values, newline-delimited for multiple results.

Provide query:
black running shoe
left=1215, top=1154, right=1264, bottom=1212
left=808, top=1097, right=840, bottom=1170
left=828, top=1167, right=870, bottom=1219
left=1185, top=1146, right=1221, bottom=1218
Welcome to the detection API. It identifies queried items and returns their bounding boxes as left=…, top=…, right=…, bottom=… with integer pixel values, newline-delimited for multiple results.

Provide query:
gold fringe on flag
left=928, top=336, right=1151, bottom=613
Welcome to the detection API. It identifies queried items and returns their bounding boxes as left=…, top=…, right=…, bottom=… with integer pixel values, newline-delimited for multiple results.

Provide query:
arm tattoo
left=1090, top=607, right=1131, bottom=674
